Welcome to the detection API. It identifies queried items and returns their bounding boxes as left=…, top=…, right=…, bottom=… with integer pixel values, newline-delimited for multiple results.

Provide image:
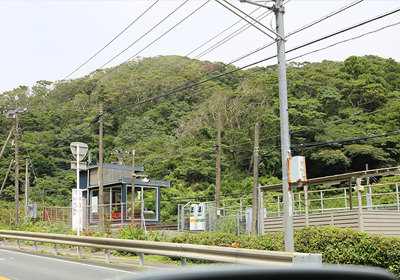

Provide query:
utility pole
left=131, top=150, right=136, bottom=224
left=14, top=99, right=19, bottom=224
left=0, top=125, right=15, bottom=161
left=0, top=160, right=14, bottom=197
left=239, top=0, right=293, bottom=251
left=99, top=103, right=104, bottom=230
left=251, top=124, right=259, bottom=236
left=25, top=159, right=29, bottom=217
left=215, top=112, right=221, bottom=215
left=275, top=0, right=294, bottom=252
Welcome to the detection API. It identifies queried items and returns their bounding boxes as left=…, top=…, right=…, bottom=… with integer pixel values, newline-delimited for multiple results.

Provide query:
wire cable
left=286, top=21, right=400, bottom=63
left=61, top=1, right=159, bottom=82
left=98, top=1, right=190, bottom=69
left=227, top=0, right=362, bottom=65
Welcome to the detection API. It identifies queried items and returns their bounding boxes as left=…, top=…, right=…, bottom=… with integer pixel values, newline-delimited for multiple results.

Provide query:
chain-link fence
left=178, top=202, right=249, bottom=235
left=36, top=201, right=144, bottom=233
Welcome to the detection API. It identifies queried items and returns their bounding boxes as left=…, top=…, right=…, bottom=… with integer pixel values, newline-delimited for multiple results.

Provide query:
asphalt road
left=0, top=248, right=137, bottom=280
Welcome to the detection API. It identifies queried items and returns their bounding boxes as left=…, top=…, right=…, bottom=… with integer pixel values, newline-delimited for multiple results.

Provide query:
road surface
left=0, top=248, right=137, bottom=280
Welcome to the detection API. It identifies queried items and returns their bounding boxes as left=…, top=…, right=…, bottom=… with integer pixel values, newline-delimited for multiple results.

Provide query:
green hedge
left=171, top=226, right=400, bottom=276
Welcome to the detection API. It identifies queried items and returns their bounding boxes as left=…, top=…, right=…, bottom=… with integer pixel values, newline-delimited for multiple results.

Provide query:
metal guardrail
left=0, top=230, right=322, bottom=267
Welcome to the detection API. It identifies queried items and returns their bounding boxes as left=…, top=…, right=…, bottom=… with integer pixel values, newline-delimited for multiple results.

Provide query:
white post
left=344, top=189, right=347, bottom=210
left=77, top=145, right=80, bottom=236
left=396, top=183, right=399, bottom=211
left=320, top=191, right=324, bottom=213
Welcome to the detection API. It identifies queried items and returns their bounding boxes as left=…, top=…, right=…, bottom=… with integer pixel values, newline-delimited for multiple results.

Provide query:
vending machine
left=197, top=203, right=206, bottom=231
left=190, top=204, right=198, bottom=231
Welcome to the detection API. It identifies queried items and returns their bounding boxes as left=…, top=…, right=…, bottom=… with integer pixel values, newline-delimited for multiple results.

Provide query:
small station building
left=79, top=163, right=170, bottom=223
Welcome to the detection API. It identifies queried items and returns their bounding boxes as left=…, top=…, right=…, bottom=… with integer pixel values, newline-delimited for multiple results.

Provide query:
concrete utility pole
left=275, top=0, right=294, bottom=252
left=99, top=103, right=104, bottom=229
left=239, top=0, right=293, bottom=252
left=215, top=112, right=221, bottom=214
left=251, top=124, right=260, bottom=236
left=14, top=100, right=19, bottom=224
left=131, top=150, right=136, bottom=224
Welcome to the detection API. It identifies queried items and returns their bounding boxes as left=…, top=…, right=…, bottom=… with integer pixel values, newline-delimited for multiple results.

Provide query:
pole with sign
left=70, top=142, right=88, bottom=236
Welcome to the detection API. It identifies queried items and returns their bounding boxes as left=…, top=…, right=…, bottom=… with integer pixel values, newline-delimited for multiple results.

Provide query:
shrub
left=171, top=226, right=400, bottom=276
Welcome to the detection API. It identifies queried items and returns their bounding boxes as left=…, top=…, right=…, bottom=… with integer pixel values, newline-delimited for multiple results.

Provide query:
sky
left=0, top=0, right=399, bottom=94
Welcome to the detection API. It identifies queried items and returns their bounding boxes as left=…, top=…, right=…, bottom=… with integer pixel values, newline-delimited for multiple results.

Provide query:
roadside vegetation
left=1, top=218, right=399, bottom=276
left=0, top=55, right=399, bottom=222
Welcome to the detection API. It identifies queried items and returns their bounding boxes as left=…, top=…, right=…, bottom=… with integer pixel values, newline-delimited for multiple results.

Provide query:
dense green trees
left=0, top=54, right=399, bottom=219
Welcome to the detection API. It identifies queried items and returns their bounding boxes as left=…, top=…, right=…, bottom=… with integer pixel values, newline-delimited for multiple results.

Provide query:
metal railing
left=0, top=230, right=322, bottom=267
left=263, top=182, right=400, bottom=217
left=41, top=201, right=145, bottom=232
left=178, top=202, right=249, bottom=235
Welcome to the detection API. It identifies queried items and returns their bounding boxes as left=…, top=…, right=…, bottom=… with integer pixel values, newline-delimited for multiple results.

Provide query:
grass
left=121, top=254, right=182, bottom=266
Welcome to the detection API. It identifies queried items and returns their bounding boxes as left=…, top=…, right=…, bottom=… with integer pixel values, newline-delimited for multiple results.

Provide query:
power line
left=185, top=4, right=264, bottom=58
left=193, top=2, right=277, bottom=60
left=286, top=21, right=400, bottom=63
left=19, top=7, right=400, bottom=165
left=227, top=0, right=362, bottom=65
left=106, top=6, right=400, bottom=116
left=98, top=1, right=190, bottom=70
left=61, top=1, right=159, bottom=82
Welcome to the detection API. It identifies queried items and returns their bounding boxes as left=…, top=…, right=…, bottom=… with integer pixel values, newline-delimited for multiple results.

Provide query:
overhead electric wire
left=98, top=1, right=190, bottom=69
left=291, top=131, right=400, bottom=150
left=215, top=0, right=277, bottom=40
left=185, top=4, right=263, bottom=58
left=287, top=6, right=400, bottom=55
left=61, top=0, right=159, bottom=82
left=99, top=1, right=361, bottom=115
left=286, top=20, right=400, bottom=63
left=22, top=6, right=400, bottom=164
left=193, top=2, right=278, bottom=60
left=227, top=0, right=362, bottom=65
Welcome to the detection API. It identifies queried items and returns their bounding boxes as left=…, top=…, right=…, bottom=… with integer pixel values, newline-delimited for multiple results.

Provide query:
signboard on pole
left=72, top=189, right=82, bottom=231
left=70, top=142, right=88, bottom=161
left=70, top=142, right=88, bottom=236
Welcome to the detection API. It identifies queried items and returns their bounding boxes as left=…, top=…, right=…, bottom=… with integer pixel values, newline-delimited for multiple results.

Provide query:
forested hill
left=0, top=54, right=400, bottom=210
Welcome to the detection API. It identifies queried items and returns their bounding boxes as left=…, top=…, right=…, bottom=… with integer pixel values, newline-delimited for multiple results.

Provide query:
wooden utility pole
left=0, top=160, right=14, bottom=197
left=14, top=100, right=19, bottom=224
left=131, top=150, right=136, bottom=224
left=25, top=159, right=29, bottom=217
left=215, top=112, right=221, bottom=214
left=251, top=124, right=260, bottom=236
left=99, top=103, right=104, bottom=229
left=0, top=125, right=15, bottom=161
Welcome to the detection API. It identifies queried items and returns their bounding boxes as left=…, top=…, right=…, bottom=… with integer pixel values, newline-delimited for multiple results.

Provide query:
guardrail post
left=181, top=257, right=187, bottom=267
left=34, top=241, right=38, bottom=252
left=2, top=237, right=5, bottom=247
left=77, top=246, right=82, bottom=258
left=106, top=249, right=110, bottom=263
left=139, top=253, right=144, bottom=267
left=17, top=239, right=21, bottom=249
left=54, top=244, right=58, bottom=255
left=292, top=253, right=322, bottom=266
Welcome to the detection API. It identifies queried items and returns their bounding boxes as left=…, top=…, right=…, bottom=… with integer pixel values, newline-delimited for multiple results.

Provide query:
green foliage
left=171, top=227, right=400, bottom=276
left=2, top=54, right=400, bottom=224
